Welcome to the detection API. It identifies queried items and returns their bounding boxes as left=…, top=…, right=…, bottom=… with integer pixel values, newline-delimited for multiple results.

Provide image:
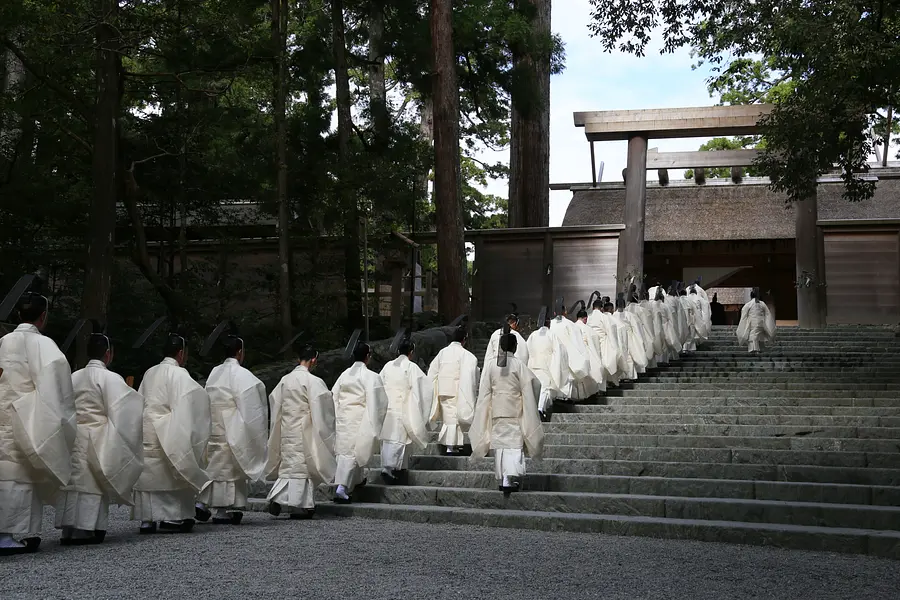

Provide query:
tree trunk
left=0, top=48, right=25, bottom=174
left=430, top=0, right=468, bottom=320
left=273, top=0, right=292, bottom=351
left=79, top=0, right=120, bottom=366
left=508, top=0, right=551, bottom=228
left=368, top=1, right=389, bottom=146
left=333, top=0, right=362, bottom=329
left=414, top=97, right=434, bottom=204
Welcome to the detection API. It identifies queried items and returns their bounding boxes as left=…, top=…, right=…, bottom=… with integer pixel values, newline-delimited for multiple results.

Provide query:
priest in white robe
left=201, top=334, right=268, bottom=524
left=549, top=303, right=591, bottom=397
left=527, top=315, right=569, bottom=421
left=484, top=312, right=529, bottom=366
left=689, top=284, right=712, bottom=341
left=265, top=342, right=335, bottom=519
left=132, top=333, right=211, bottom=533
left=470, top=330, right=543, bottom=495
left=626, top=286, right=657, bottom=368
left=379, top=337, right=433, bottom=485
left=573, top=309, right=606, bottom=396
left=332, top=342, right=389, bottom=503
left=614, top=295, right=649, bottom=377
left=587, top=299, right=622, bottom=386
left=0, top=293, right=75, bottom=555
left=649, top=287, right=681, bottom=363
left=427, top=327, right=479, bottom=455
left=56, top=332, right=143, bottom=545
left=737, top=288, right=777, bottom=353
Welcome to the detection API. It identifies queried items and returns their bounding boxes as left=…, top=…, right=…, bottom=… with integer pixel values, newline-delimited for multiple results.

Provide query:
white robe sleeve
left=10, top=342, right=75, bottom=490
left=304, top=376, right=337, bottom=485
left=518, top=363, right=544, bottom=459
left=152, top=375, right=211, bottom=491
left=455, top=351, right=479, bottom=429
left=354, top=371, right=389, bottom=468
left=736, top=302, right=752, bottom=345
left=762, top=301, right=777, bottom=340
left=87, top=372, right=144, bottom=505
left=468, top=367, right=492, bottom=460
left=224, top=369, right=269, bottom=482
left=264, top=382, right=285, bottom=480
left=403, top=362, right=432, bottom=451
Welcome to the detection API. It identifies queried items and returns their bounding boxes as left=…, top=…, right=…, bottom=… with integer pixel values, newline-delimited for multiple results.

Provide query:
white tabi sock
left=215, top=508, right=228, bottom=519
left=335, top=485, right=350, bottom=500
left=0, top=534, right=24, bottom=548
left=195, top=502, right=207, bottom=510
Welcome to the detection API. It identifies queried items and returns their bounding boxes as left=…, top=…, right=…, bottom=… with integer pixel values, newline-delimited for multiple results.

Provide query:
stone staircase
left=250, top=325, right=900, bottom=558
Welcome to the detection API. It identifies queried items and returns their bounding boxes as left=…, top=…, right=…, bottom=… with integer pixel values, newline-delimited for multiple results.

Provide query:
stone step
left=640, top=376, right=900, bottom=383
left=408, top=456, right=900, bottom=486
left=607, top=390, right=900, bottom=399
left=614, top=383, right=900, bottom=391
left=603, top=397, right=900, bottom=407
left=538, top=444, right=900, bottom=469
left=542, top=433, right=900, bottom=453
left=551, top=413, right=900, bottom=427
left=313, top=484, right=900, bottom=532
left=251, top=501, right=900, bottom=558
left=543, top=422, right=900, bottom=438
left=564, top=404, right=900, bottom=416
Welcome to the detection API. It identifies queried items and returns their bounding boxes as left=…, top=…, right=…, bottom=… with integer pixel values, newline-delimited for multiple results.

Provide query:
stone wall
left=562, top=171, right=900, bottom=241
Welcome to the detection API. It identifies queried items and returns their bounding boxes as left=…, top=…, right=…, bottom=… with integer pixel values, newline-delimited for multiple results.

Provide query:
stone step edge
left=243, top=500, right=900, bottom=558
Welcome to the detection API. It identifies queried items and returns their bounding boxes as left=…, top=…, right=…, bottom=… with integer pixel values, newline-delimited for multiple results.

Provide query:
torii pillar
left=795, top=194, right=825, bottom=328
left=617, top=135, right=649, bottom=289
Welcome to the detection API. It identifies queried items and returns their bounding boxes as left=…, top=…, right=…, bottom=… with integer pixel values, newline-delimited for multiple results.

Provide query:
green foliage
left=683, top=137, right=764, bottom=179
left=588, top=0, right=900, bottom=203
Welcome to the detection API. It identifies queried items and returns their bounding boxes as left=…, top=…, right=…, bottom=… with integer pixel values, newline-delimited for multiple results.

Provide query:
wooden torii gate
left=573, top=104, right=825, bottom=328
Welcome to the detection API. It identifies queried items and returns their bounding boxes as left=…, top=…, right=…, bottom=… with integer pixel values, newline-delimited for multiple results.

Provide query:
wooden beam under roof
left=647, top=148, right=760, bottom=169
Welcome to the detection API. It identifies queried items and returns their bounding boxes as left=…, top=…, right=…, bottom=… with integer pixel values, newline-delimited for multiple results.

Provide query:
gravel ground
left=0, top=507, right=897, bottom=600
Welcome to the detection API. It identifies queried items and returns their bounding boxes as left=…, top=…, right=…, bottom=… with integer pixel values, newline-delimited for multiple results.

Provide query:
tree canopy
left=588, top=0, right=900, bottom=203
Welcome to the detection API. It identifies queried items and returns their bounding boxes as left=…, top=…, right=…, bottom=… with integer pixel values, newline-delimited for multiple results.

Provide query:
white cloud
left=474, top=0, right=722, bottom=226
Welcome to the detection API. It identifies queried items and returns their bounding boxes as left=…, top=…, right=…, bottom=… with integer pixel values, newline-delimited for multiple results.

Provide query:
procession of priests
left=0, top=273, right=750, bottom=554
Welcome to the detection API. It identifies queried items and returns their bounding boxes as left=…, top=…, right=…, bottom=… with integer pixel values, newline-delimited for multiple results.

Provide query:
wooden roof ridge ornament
left=537, top=306, right=548, bottom=328
left=343, top=328, right=363, bottom=362
left=389, top=327, right=409, bottom=356
left=278, top=330, right=307, bottom=355
left=132, top=316, right=168, bottom=349
left=201, top=320, right=239, bottom=358
left=0, top=274, right=37, bottom=325
left=61, top=319, right=106, bottom=354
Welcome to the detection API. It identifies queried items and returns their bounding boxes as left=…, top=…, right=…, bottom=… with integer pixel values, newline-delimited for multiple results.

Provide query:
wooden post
left=471, top=238, right=484, bottom=319
left=542, top=232, right=554, bottom=312
left=616, top=134, right=648, bottom=292
left=390, top=265, right=403, bottom=330
left=424, top=270, right=434, bottom=312
left=795, top=194, right=824, bottom=328
left=817, top=224, right=827, bottom=324
left=590, top=141, right=597, bottom=187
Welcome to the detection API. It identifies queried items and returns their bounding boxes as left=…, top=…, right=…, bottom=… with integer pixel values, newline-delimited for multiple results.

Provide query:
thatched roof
left=562, top=169, right=900, bottom=241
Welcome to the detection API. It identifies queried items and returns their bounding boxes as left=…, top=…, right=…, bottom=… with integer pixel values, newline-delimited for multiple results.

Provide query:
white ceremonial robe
left=691, top=289, right=712, bottom=340
left=626, top=302, right=657, bottom=368
left=615, top=310, right=649, bottom=376
left=332, top=362, right=389, bottom=490
left=132, top=358, right=211, bottom=523
left=574, top=321, right=606, bottom=395
left=526, top=327, right=570, bottom=414
left=469, top=356, right=544, bottom=485
left=427, top=342, right=479, bottom=447
left=586, top=310, right=622, bottom=386
left=638, top=300, right=664, bottom=362
left=549, top=317, right=591, bottom=398
left=679, top=295, right=698, bottom=351
left=200, top=358, right=268, bottom=510
left=266, top=365, right=336, bottom=510
left=737, top=300, right=777, bottom=352
left=484, top=328, right=529, bottom=368
left=56, top=360, right=143, bottom=533
left=379, top=356, right=433, bottom=471
left=655, top=300, right=681, bottom=361
left=0, top=324, right=75, bottom=537
left=666, top=295, right=689, bottom=348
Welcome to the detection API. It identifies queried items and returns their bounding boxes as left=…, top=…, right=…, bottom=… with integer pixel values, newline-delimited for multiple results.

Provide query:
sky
left=475, top=0, right=719, bottom=226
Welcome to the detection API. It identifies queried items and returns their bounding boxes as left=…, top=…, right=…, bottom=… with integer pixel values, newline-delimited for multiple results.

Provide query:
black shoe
left=139, top=522, right=157, bottom=535
left=228, top=511, right=243, bottom=525
left=180, top=519, right=196, bottom=533
left=355, top=478, right=368, bottom=488
left=289, top=508, right=315, bottom=520
left=195, top=506, right=212, bottom=522
left=396, top=469, right=410, bottom=486
left=0, top=537, right=40, bottom=556
left=60, top=530, right=105, bottom=546
left=268, top=502, right=282, bottom=517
